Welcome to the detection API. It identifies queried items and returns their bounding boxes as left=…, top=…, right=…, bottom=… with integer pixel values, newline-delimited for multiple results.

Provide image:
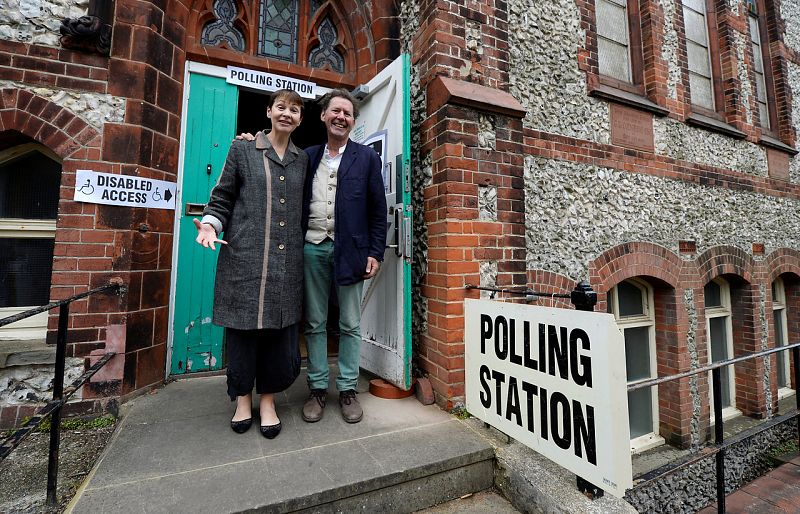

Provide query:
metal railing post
left=794, top=347, right=800, bottom=451
left=571, top=281, right=604, bottom=499
left=712, top=368, right=725, bottom=514
left=46, top=302, right=69, bottom=507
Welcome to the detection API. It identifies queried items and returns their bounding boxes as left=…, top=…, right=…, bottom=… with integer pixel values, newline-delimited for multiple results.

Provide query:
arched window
left=747, top=0, right=775, bottom=132
left=0, top=143, right=61, bottom=340
left=772, top=277, right=793, bottom=397
left=704, top=278, right=738, bottom=418
left=199, top=0, right=348, bottom=73
left=608, top=278, right=661, bottom=452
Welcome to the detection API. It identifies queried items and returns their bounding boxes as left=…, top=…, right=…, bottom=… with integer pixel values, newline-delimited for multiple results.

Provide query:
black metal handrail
left=0, top=281, right=124, bottom=507
left=628, top=342, right=800, bottom=514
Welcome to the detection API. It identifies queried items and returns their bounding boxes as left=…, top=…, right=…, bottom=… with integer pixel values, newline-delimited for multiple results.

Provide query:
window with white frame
left=704, top=278, right=738, bottom=417
left=683, top=0, right=716, bottom=110
left=772, top=277, right=793, bottom=396
left=0, top=143, right=61, bottom=340
left=748, top=0, right=772, bottom=131
left=596, top=0, right=633, bottom=82
left=608, top=278, right=663, bottom=451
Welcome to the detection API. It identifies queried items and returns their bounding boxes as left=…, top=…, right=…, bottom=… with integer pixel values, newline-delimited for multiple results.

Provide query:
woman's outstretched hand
left=193, top=218, right=227, bottom=250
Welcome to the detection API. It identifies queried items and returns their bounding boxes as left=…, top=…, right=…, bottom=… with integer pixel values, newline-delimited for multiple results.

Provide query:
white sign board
left=73, top=170, right=177, bottom=210
left=226, top=66, right=317, bottom=99
left=362, top=130, right=389, bottom=193
left=465, top=299, right=632, bottom=497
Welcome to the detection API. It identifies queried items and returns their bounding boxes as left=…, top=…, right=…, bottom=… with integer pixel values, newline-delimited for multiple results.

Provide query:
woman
left=194, top=89, right=307, bottom=438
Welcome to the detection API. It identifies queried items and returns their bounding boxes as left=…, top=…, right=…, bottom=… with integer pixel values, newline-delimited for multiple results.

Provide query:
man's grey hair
left=318, top=88, right=360, bottom=119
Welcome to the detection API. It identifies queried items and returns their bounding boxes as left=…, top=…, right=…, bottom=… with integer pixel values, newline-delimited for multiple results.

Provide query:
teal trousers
left=303, top=240, right=364, bottom=392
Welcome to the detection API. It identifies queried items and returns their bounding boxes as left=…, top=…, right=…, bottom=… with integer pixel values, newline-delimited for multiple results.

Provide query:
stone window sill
left=589, top=84, right=668, bottom=117
left=686, top=113, right=746, bottom=140
left=0, top=338, right=53, bottom=368
left=760, top=135, right=798, bottom=155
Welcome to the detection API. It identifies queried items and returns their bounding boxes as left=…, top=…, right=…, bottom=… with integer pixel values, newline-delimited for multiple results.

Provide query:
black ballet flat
left=259, top=422, right=282, bottom=439
left=230, top=417, right=253, bottom=434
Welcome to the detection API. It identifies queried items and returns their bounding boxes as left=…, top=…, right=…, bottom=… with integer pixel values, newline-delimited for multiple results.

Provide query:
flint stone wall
left=524, top=157, right=800, bottom=280
left=654, top=118, right=768, bottom=176
left=788, top=62, right=800, bottom=183
left=781, top=0, right=800, bottom=55
left=508, top=0, right=611, bottom=144
left=0, top=0, right=87, bottom=47
left=399, top=0, right=429, bottom=357
left=0, top=358, right=84, bottom=405
left=0, top=80, right=124, bottom=131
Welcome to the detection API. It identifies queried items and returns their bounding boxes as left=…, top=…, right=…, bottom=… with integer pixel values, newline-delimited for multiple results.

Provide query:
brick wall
left=0, top=0, right=190, bottom=398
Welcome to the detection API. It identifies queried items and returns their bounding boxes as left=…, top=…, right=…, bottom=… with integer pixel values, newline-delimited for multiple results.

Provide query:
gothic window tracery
left=308, top=17, right=345, bottom=73
left=200, top=0, right=246, bottom=52
left=197, top=0, right=351, bottom=75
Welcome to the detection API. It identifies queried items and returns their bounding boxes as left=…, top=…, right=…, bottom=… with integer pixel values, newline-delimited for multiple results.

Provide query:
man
left=301, top=89, right=387, bottom=424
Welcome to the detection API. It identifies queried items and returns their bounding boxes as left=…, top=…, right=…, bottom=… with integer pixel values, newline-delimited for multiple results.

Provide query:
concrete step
left=67, top=372, right=495, bottom=513
left=415, top=490, right=520, bottom=513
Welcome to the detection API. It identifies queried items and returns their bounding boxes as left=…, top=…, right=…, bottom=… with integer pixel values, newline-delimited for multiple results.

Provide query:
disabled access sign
left=74, top=170, right=176, bottom=210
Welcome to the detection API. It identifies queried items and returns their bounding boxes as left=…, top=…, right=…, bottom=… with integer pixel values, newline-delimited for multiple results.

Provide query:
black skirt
left=225, top=323, right=301, bottom=399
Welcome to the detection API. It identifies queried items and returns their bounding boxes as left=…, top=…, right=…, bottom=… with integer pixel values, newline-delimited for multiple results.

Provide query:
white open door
left=352, top=54, right=412, bottom=390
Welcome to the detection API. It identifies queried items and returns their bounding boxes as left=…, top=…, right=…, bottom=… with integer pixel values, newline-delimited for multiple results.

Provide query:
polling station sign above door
left=73, top=170, right=177, bottom=210
left=464, top=299, right=632, bottom=498
left=226, top=66, right=317, bottom=98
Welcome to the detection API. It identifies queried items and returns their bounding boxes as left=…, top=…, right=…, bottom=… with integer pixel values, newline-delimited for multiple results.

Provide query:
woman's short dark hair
left=268, top=89, right=304, bottom=115
left=318, top=89, right=359, bottom=119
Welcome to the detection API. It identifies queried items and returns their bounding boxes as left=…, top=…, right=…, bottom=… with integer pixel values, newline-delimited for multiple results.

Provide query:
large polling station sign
left=465, top=299, right=632, bottom=497
left=227, top=66, right=317, bottom=99
left=73, top=170, right=177, bottom=210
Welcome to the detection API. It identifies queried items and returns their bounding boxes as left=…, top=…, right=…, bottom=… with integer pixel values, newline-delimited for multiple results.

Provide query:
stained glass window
left=258, top=0, right=300, bottom=62
left=308, top=17, right=345, bottom=73
left=200, top=0, right=246, bottom=52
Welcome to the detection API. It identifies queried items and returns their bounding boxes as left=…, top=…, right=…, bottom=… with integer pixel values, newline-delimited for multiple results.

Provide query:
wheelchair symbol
left=77, top=179, right=94, bottom=196
left=152, top=188, right=162, bottom=201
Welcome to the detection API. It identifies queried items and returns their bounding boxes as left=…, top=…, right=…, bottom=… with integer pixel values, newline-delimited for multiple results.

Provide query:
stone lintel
left=0, top=339, right=54, bottom=367
left=426, top=76, right=526, bottom=119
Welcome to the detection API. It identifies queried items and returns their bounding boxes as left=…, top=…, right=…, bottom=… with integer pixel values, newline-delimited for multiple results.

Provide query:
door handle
left=393, top=208, right=402, bottom=257
left=185, top=203, right=206, bottom=216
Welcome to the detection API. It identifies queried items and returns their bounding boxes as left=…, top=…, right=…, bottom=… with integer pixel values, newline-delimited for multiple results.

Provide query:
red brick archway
left=590, top=241, right=683, bottom=296
left=590, top=242, right=691, bottom=446
left=696, top=245, right=755, bottom=285
left=0, top=89, right=100, bottom=159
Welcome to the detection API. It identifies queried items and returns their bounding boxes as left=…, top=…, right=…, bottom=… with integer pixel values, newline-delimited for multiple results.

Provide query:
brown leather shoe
left=339, top=390, right=363, bottom=423
left=302, top=389, right=327, bottom=423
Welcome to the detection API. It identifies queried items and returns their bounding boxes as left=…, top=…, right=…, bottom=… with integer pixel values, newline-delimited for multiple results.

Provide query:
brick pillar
left=409, top=0, right=525, bottom=407
left=731, top=281, right=768, bottom=418
left=54, top=0, right=188, bottom=396
left=419, top=78, right=526, bottom=407
left=653, top=285, right=695, bottom=448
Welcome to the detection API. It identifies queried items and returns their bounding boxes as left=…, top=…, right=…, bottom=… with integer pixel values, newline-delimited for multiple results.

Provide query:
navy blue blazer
left=303, top=140, right=388, bottom=285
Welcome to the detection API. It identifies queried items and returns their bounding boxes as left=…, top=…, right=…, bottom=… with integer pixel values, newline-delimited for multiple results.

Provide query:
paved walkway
left=699, top=455, right=800, bottom=513
left=65, top=369, right=495, bottom=513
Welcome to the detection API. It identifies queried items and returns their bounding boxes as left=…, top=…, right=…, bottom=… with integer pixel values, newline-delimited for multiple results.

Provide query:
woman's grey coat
left=203, top=131, right=307, bottom=330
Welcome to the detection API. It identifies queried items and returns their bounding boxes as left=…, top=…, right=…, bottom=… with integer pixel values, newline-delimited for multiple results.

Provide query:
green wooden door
left=171, top=73, right=238, bottom=375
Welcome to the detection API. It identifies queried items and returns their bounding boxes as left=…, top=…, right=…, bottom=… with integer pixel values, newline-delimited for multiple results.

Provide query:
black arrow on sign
left=164, top=189, right=173, bottom=203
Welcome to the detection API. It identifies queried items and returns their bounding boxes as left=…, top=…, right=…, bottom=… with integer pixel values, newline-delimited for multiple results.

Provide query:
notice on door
left=226, top=66, right=317, bottom=99
left=73, top=170, right=177, bottom=210
left=464, top=299, right=632, bottom=498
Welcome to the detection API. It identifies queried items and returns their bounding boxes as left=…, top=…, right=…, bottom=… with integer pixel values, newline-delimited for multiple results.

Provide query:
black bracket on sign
left=206, top=164, right=212, bottom=175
